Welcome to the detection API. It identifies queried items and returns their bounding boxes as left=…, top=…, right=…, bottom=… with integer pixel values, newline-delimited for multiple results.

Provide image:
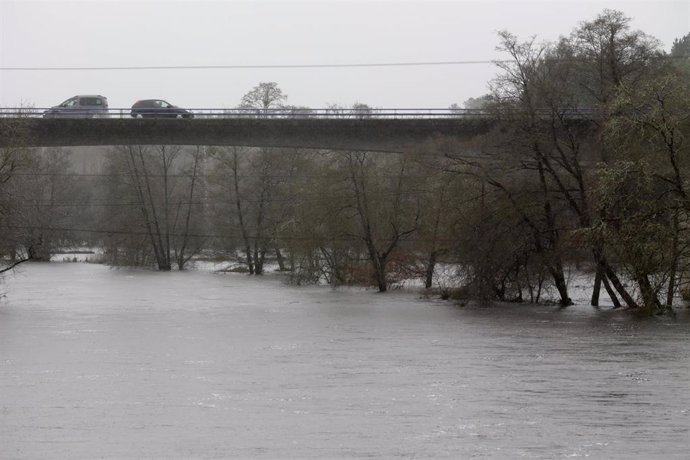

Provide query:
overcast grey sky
left=0, top=0, right=688, bottom=109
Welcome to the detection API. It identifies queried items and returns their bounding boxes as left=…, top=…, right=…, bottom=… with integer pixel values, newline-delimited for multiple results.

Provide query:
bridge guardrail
left=0, top=107, right=596, bottom=119
left=0, top=107, right=487, bottom=119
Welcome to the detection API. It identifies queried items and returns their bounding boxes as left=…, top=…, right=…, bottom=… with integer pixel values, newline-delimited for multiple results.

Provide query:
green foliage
left=603, top=64, right=690, bottom=312
left=607, top=74, right=690, bottom=162
left=591, top=161, right=679, bottom=311
left=671, top=32, right=690, bottom=57
left=481, top=8, right=686, bottom=311
left=596, top=162, right=672, bottom=266
left=670, top=33, right=690, bottom=80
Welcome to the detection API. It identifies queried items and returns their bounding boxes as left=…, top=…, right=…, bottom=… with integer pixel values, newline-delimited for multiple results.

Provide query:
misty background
left=1, top=0, right=688, bottom=109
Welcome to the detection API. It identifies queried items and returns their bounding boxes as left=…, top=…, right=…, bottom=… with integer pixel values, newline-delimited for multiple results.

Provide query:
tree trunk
left=375, top=255, right=387, bottom=292
left=601, top=257, right=637, bottom=308
left=176, top=146, right=202, bottom=270
left=550, top=260, right=573, bottom=306
left=591, top=269, right=602, bottom=306
left=230, top=150, right=253, bottom=274
left=125, top=145, right=168, bottom=270
left=636, top=273, right=661, bottom=314
left=425, top=251, right=437, bottom=289
left=592, top=245, right=637, bottom=308
left=275, top=247, right=286, bottom=271
left=666, top=210, right=680, bottom=308
left=600, top=273, right=621, bottom=308
left=255, top=246, right=266, bottom=275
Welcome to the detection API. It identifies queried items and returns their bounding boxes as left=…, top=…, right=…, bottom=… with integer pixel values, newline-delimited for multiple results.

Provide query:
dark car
left=130, top=99, right=194, bottom=118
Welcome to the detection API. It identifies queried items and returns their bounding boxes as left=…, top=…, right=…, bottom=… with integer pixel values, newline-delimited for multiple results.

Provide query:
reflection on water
left=1, top=263, right=689, bottom=459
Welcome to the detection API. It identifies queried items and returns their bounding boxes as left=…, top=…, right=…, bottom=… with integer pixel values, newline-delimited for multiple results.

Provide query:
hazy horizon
left=1, top=0, right=688, bottom=109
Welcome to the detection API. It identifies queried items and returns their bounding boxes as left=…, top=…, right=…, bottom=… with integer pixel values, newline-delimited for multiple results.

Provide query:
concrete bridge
left=0, top=117, right=496, bottom=154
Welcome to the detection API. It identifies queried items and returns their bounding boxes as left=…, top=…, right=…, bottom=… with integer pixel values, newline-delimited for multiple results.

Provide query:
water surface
left=1, top=263, right=689, bottom=458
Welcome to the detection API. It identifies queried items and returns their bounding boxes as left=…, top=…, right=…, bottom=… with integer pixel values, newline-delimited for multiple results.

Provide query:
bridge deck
left=0, top=117, right=497, bottom=152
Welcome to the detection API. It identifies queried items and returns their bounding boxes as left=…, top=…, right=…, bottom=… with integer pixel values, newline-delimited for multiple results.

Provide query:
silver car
left=43, top=95, right=109, bottom=118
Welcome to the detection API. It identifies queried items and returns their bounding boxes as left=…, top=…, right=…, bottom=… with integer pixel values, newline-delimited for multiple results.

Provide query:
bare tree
left=567, top=9, right=663, bottom=108
left=102, top=145, right=206, bottom=270
left=341, top=151, right=418, bottom=292
left=351, top=102, right=374, bottom=119
left=239, top=81, right=287, bottom=115
left=209, top=144, right=303, bottom=275
left=0, top=118, right=32, bottom=271
left=10, top=148, right=78, bottom=261
left=208, top=82, right=296, bottom=274
left=210, top=146, right=260, bottom=273
left=413, top=156, right=466, bottom=289
left=276, top=151, right=359, bottom=286
left=482, top=31, right=574, bottom=306
left=173, top=146, right=207, bottom=269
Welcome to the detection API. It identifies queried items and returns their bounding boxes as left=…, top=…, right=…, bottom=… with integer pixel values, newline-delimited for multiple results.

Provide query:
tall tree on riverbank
left=475, top=31, right=575, bottom=306
left=602, top=63, right=690, bottom=314
left=0, top=117, right=32, bottom=271
left=457, top=9, right=667, bottom=307
left=341, top=151, right=419, bottom=292
left=102, top=145, right=206, bottom=270
left=10, top=148, right=80, bottom=261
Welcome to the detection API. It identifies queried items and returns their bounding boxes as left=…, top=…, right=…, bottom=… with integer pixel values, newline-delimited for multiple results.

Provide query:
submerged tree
left=339, top=151, right=419, bottom=292
left=102, top=145, right=206, bottom=270
left=478, top=31, right=575, bottom=306
left=9, top=148, right=80, bottom=261
left=453, top=9, right=671, bottom=308
left=209, top=145, right=306, bottom=275
left=0, top=118, right=32, bottom=272
left=603, top=66, right=690, bottom=314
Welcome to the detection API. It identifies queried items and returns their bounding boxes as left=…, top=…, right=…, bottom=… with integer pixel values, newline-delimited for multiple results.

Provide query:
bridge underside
left=0, top=118, right=496, bottom=154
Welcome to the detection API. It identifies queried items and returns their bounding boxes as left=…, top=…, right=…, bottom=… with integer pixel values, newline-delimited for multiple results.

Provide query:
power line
left=2, top=55, right=686, bottom=72
left=0, top=60, right=503, bottom=71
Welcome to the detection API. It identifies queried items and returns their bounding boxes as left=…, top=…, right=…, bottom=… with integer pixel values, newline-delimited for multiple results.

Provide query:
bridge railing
left=0, top=107, right=491, bottom=119
left=0, top=107, right=596, bottom=119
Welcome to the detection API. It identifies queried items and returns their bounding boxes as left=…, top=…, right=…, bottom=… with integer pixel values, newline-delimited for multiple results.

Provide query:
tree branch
left=0, top=255, right=32, bottom=274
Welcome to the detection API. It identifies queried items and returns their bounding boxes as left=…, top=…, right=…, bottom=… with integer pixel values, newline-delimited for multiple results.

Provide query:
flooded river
left=1, top=263, right=689, bottom=458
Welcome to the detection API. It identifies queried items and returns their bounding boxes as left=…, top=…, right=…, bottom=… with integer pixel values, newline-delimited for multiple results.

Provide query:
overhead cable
left=1, top=55, right=685, bottom=71
left=0, top=60, right=503, bottom=71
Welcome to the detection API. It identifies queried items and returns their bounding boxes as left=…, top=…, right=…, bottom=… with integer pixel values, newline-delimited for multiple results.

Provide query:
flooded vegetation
left=3, top=12, right=690, bottom=314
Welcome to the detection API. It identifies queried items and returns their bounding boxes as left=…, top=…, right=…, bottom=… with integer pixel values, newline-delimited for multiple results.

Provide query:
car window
left=80, top=98, right=103, bottom=106
left=159, top=101, right=171, bottom=108
left=61, top=98, right=77, bottom=107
